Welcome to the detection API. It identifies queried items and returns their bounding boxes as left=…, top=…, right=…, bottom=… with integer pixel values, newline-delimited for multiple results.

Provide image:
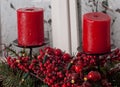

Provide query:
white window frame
left=0, top=1, right=2, bottom=56
left=51, top=0, right=80, bottom=54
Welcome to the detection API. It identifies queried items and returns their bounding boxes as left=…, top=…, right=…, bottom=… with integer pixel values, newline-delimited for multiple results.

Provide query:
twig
left=29, top=72, right=44, bottom=82
left=4, top=45, right=19, bottom=57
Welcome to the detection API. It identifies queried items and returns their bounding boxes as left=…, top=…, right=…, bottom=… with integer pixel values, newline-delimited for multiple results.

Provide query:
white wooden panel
left=69, top=0, right=80, bottom=54
left=0, top=1, right=1, bottom=55
left=51, top=0, right=71, bottom=53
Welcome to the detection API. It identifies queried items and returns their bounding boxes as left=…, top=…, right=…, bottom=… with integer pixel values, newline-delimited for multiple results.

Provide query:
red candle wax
left=17, top=7, right=44, bottom=46
left=82, top=12, right=111, bottom=54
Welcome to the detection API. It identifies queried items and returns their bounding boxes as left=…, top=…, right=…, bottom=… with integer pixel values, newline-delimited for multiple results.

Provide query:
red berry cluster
left=36, top=47, right=74, bottom=86
left=7, top=56, right=30, bottom=72
left=6, top=47, right=120, bottom=87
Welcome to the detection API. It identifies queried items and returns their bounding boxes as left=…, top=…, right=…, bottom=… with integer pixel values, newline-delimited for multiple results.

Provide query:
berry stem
left=29, top=48, right=33, bottom=59
left=96, top=55, right=100, bottom=71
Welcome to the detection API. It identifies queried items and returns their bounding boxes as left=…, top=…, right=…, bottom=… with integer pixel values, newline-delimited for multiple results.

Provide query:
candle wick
left=93, top=15, right=98, bottom=17
left=26, top=8, right=34, bottom=11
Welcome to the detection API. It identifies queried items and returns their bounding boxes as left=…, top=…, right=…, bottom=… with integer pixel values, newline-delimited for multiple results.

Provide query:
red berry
left=44, top=46, right=54, bottom=54
left=37, top=55, right=42, bottom=60
left=54, top=83, right=60, bottom=87
left=87, top=71, right=101, bottom=81
left=63, top=53, right=71, bottom=61
left=76, top=52, right=82, bottom=57
left=74, top=65, right=83, bottom=73
left=54, top=48, right=62, bottom=56
left=7, top=56, right=12, bottom=63
left=71, top=73, right=79, bottom=80
left=62, top=84, right=67, bottom=87
left=82, top=81, right=92, bottom=87
left=32, top=59, right=37, bottom=63
left=44, top=46, right=51, bottom=51
left=39, top=49, right=44, bottom=55
left=66, top=82, right=71, bottom=86
left=54, top=67, right=58, bottom=71
left=90, top=59, right=96, bottom=65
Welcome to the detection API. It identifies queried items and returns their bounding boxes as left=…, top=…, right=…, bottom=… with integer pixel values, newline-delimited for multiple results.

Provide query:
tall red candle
left=82, top=12, right=111, bottom=54
left=17, top=7, right=44, bottom=46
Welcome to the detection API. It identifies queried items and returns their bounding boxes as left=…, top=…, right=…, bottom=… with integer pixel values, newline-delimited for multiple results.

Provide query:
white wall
left=108, top=0, right=120, bottom=48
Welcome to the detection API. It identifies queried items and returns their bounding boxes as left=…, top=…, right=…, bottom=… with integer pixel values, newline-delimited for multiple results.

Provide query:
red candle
left=82, top=12, right=111, bottom=54
left=17, top=7, right=44, bottom=46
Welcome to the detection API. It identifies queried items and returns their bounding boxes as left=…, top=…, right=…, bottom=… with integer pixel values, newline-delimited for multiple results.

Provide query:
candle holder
left=12, top=38, right=49, bottom=59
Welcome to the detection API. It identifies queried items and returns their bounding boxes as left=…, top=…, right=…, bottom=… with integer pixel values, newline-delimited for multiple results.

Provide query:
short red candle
left=82, top=12, right=111, bottom=54
left=17, top=7, right=44, bottom=46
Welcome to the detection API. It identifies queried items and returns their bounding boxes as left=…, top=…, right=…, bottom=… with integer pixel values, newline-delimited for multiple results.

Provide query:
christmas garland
left=1, top=45, right=120, bottom=87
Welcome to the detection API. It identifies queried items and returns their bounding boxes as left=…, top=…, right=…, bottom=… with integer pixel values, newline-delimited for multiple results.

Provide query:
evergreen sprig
left=0, top=62, right=47, bottom=87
